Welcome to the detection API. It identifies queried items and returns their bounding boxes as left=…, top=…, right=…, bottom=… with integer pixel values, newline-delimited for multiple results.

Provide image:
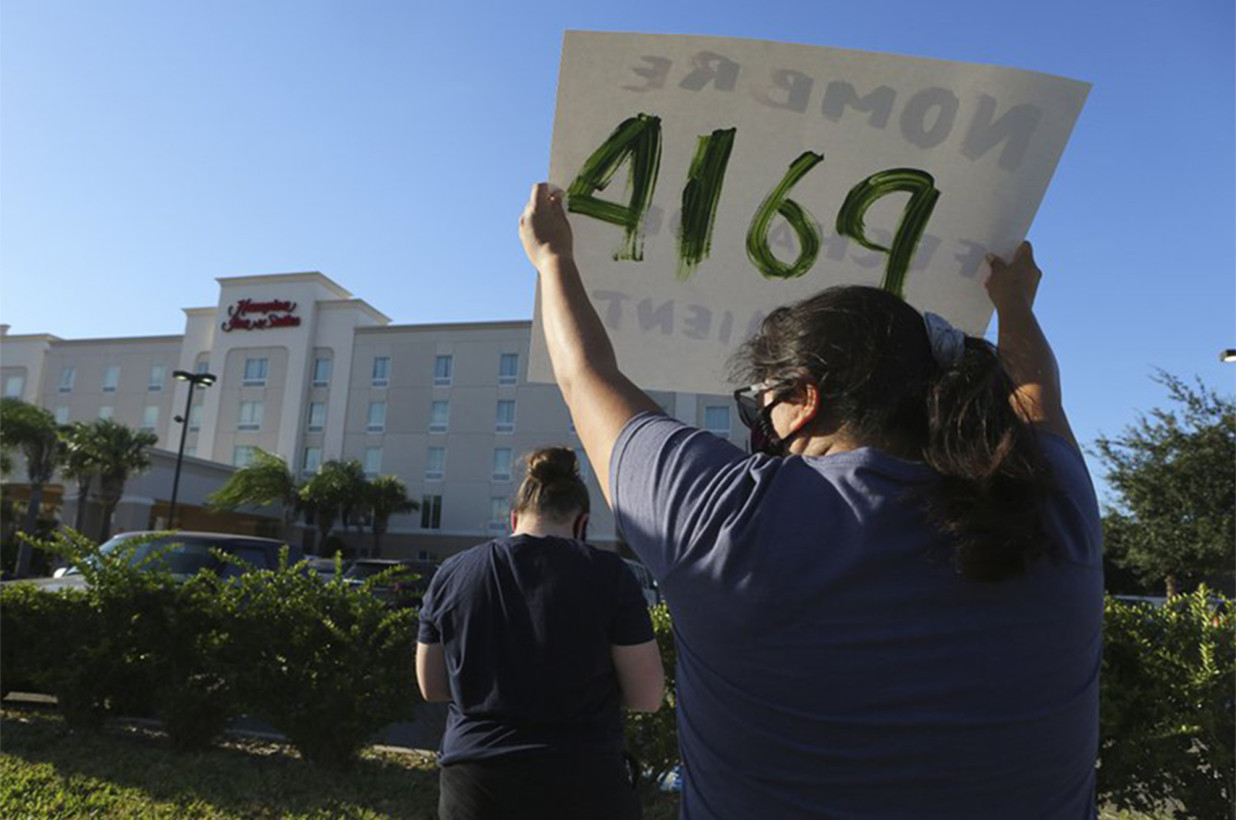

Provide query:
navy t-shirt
left=417, top=535, right=655, bottom=765
left=611, top=412, right=1103, bottom=820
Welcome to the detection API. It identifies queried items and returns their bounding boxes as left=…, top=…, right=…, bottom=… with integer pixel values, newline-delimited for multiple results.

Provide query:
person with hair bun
left=519, top=183, right=1101, bottom=819
left=417, top=446, right=663, bottom=820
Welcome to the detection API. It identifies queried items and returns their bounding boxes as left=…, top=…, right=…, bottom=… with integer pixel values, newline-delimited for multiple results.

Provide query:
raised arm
left=985, top=241, right=1077, bottom=450
left=519, top=183, right=660, bottom=504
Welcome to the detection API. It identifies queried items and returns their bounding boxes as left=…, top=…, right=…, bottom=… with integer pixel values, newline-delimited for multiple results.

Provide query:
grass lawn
left=1, top=705, right=1172, bottom=819
left=0, top=706, right=680, bottom=819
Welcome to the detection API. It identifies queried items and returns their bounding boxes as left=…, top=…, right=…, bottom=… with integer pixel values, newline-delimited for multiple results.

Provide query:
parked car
left=21, top=531, right=299, bottom=592
left=623, top=558, right=661, bottom=607
left=341, top=558, right=437, bottom=608
left=305, top=554, right=353, bottom=583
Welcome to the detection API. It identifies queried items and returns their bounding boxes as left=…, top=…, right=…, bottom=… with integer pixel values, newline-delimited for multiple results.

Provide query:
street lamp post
left=1221, top=349, right=1236, bottom=364
left=169, top=369, right=217, bottom=529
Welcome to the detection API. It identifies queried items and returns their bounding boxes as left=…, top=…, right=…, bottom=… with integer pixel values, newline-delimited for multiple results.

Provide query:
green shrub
left=229, top=554, right=420, bottom=769
left=1099, top=589, right=1234, bottom=818
left=624, top=603, right=678, bottom=791
left=0, top=532, right=421, bottom=766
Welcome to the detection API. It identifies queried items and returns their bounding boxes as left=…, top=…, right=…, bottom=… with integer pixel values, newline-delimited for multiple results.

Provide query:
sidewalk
left=2, top=692, right=446, bottom=756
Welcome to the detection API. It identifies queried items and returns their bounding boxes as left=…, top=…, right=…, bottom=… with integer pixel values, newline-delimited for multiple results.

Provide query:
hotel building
left=1, top=272, right=744, bottom=559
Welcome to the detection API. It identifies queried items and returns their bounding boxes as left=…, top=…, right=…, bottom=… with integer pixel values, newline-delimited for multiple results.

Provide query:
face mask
left=748, top=403, right=788, bottom=456
left=733, top=379, right=818, bottom=457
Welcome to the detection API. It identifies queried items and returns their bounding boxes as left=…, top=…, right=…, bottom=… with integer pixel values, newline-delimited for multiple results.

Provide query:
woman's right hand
left=519, top=183, right=574, bottom=269
left=985, top=241, right=1041, bottom=313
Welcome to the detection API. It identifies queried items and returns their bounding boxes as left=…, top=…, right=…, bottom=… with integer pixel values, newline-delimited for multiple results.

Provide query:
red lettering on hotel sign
left=221, top=298, right=301, bottom=332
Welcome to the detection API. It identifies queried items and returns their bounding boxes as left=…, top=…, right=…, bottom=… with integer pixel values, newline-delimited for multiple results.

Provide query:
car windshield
left=67, top=534, right=271, bottom=578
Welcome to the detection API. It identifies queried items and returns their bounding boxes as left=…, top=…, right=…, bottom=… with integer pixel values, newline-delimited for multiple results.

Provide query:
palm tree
left=300, top=458, right=368, bottom=551
left=208, top=448, right=302, bottom=541
left=61, top=421, right=105, bottom=533
left=367, top=476, right=418, bottom=558
left=1, top=398, right=62, bottom=577
left=92, top=419, right=158, bottom=543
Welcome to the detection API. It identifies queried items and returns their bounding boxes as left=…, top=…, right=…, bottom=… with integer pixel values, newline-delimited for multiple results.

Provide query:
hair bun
left=526, top=447, right=578, bottom=483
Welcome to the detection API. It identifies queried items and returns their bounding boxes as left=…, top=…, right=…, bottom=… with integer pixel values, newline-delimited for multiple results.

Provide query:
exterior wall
left=35, top=336, right=184, bottom=447
left=0, top=327, right=57, bottom=403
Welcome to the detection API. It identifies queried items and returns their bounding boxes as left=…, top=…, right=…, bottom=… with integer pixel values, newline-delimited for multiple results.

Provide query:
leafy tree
left=208, top=448, right=302, bottom=540
left=0, top=398, right=62, bottom=577
left=300, top=459, right=368, bottom=550
left=61, top=421, right=106, bottom=533
left=1094, top=372, right=1235, bottom=597
left=92, top=419, right=158, bottom=543
left=366, top=476, right=418, bottom=558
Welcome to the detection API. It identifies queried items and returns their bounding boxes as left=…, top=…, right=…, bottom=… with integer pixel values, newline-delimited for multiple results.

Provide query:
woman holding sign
left=520, top=183, right=1101, bottom=819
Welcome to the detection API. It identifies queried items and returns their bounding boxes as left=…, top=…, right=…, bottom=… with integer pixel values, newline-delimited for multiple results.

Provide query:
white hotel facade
left=1, top=272, right=743, bottom=560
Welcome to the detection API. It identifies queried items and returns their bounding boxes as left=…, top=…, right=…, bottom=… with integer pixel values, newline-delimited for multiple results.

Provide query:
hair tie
left=923, top=312, right=966, bottom=369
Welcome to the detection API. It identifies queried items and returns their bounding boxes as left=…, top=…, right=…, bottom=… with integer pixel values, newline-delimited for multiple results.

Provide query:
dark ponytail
left=732, top=286, right=1055, bottom=581
left=921, top=337, right=1054, bottom=581
left=513, top=447, right=590, bottom=524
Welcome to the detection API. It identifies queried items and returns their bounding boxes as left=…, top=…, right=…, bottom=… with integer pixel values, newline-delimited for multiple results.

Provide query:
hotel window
left=307, top=402, right=326, bottom=432
left=302, top=447, right=322, bottom=476
left=141, top=405, right=159, bottom=431
left=243, top=357, right=268, bottom=387
left=59, top=367, right=75, bottom=393
left=372, top=356, right=390, bottom=388
left=489, top=497, right=510, bottom=532
left=233, top=445, right=257, bottom=468
left=188, top=404, right=203, bottom=431
left=185, top=444, right=197, bottom=458
left=366, top=401, right=386, bottom=433
left=4, top=375, right=24, bottom=398
left=196, top=359, right=210, bottom=375
left=54, top=406, right=69, bottom=425
left=429, top=400, right=449, bottom=433
left=421, top=495, right=442, bottom=530
left=312, top=357, right=331, bottom=387
left=498, top=353, right=518, bottom=385
left=98, top=405, right=115, bottom=421
left=492, top=448, right=513, bottom=481
left=434, top=355, right=453, bottom=386
left=148, top=364, right=166, bottom=392
left=102, top=365, right=120, bottom=393
left=238, top=400, right=263, bottom=431
left=495, top=400, right=516, bottom=433
left=426, top=447, right=446, bottom=481
left=364, top=446, right=382, bottom=478
left=704, top=406, right=731, bottom=439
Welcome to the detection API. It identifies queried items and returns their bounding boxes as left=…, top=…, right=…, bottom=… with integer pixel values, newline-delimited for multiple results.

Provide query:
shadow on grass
left=2, top=705, right=441, bottom=819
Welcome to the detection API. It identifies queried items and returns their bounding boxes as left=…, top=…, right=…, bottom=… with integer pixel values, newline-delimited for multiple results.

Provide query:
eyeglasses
left=732, top=380, right=789, bottom=430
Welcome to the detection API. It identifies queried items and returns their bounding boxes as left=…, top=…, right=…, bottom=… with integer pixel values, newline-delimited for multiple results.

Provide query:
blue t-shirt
left=418, top=534, right=655, bottom=765
left=611, top=412, right=1103, bottom=820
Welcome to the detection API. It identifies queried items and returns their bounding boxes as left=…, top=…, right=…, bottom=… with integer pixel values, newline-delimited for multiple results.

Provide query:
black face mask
left=734, top=380, right=794, bottom=457
left=734, top=379, right=819, bottom=457
left=748, top=402, right=788, bottom=457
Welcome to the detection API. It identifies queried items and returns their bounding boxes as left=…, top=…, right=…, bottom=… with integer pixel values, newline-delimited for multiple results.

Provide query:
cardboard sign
left=529, top=32, right=1089, bottom=395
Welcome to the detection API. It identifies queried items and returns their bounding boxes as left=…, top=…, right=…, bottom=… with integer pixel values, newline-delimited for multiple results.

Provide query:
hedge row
left=2, top=531, right=1232, bottom=814
left=0, top=531, right=418, bottom=769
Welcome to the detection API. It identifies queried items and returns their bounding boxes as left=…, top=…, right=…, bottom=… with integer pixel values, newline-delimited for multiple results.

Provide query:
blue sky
left=2, top=0, right=1232, bottom=496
